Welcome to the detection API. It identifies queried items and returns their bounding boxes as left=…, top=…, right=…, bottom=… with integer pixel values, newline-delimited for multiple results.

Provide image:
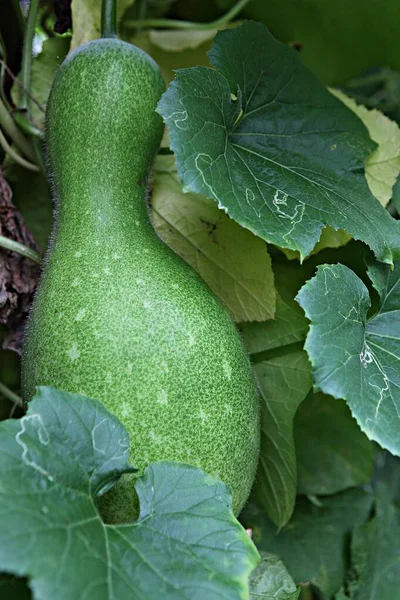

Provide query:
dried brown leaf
left=0, top=169, right=41, bottom=354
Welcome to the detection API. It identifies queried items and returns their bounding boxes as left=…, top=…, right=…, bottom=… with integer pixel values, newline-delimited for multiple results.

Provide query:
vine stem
left=18, top=0, right=46, bottom=173
left=0, top=234, right=42, bottom=264
left=125, top=0, right=252, bottom=30
left=0, top=127, right=40, bottom=171
left=101, top=0, right=117, bottom=38
left=20, top=0, right=40, bottom=113
left=0, top=381, right=23, bottom=409
left=13, top=111, right=44, bottom=139
left=0, top=59, right=45, bottom=114
left=0, top=97, right=37, bottom=161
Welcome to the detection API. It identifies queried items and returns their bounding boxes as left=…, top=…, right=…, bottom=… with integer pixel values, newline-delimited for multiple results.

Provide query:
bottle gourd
left=22, top=39, right=260, bottom=518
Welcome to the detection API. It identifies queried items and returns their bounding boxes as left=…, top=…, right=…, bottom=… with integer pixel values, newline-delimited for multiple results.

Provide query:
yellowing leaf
left=331, top=89, right=400, bottom=206
left=70, top=0, right=134, bottom=50
left=281, top=227, right=351, bottom=261
left=149, top=29, right=217, bottom=52
left=70, top=0, right=100, bottom=49
left=151, top=155, right=275, bottom=322
left=281, top=92, right=400, bottom=261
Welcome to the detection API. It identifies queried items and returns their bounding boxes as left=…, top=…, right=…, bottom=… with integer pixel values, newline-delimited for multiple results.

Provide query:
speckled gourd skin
left=22, top=38, right=260, bottom=518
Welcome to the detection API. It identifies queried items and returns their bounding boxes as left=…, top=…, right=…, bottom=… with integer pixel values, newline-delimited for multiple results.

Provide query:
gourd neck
left=53, top=172, right=155, bottom=245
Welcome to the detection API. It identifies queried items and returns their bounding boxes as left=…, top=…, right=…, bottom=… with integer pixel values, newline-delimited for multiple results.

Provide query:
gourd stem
left=0, top=381, right=23, bottom=408
left=101, top=0, right=118, bottom=38
left=125, top=0, right=252, bottom=30
left=0, top=234, right=42, bottom=264
left=20, top=0, right=40, bottom=113
left=0, top=127, right=40, bottom=171
left=0, top=97, right=37, bottom=161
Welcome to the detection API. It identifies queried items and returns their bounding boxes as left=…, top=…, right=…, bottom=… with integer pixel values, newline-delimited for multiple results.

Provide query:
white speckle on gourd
left=157, top=389, right=168, bottom=405
left=143, top=300, right=151, bottom=309
left=120, top=402, right=130, bottom=418
left=75, top=308, right=86, bottom=322
left=224, top=403, right=233, bottom=415
left=104, top=266, right=111, bottom=275
left=71, top=277, right=80, bottom=287
left=188, top=333, right=196, bottom=346
left=113, top=253, right=121, bottom=261
left=74, top=250, right=82, bottom=258
left=149, top=430, right=163, bottom=445
left=66, top=343, right=80, bottom=361
left=199, top=409, right=209, bottom=425
left=127, top=362, right=133, bottom=374
left=106, top=372, right=112, bottom=384
left=136, top=278, right=144, bottom=285
left=223, top=361, right=232, bottom=380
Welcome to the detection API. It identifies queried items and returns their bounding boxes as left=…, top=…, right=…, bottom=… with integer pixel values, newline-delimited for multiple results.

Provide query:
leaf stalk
left=0, top=381, right=23, bottom=408
left=0, top=234, right=42, bottom=264
left=125, top=0, right=252, bottom=31
left=0, top=127, right=40, bottom=171
left=0, top=97, right=37, bottom=161
left=20, top=0, right=40, bottom=114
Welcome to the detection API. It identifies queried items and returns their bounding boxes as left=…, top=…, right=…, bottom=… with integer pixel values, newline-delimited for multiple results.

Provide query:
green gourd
left=22, top=38, right=260, bottom=519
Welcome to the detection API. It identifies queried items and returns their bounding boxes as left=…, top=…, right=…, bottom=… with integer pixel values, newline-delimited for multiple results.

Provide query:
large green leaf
left=11, top=37, right=69, bottom=131
left=0, top=387, right=259, bottom=599
left=242, top=489, right=373, bottom=598
left=249, top=553, right=300, bottom=599
left=295, top=392, right=373, bottom=496
left=242, top=1, right=400, bottom=86
left=157, top=21, right=400, bottom=263
left=30, top=37, right=70, bottom=129
left=253, top=351, right=312, bottom=529
left=340, top=485, right=400, bottom=600
left=152, top=155, right=275, bottom=322
left=240, top=293, right=308, bottom=357
left=296, top=261, right=400, bottom=456
left=371, top=451, right=400, bottom=505
left=240, top=283, right=312, bottom=528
